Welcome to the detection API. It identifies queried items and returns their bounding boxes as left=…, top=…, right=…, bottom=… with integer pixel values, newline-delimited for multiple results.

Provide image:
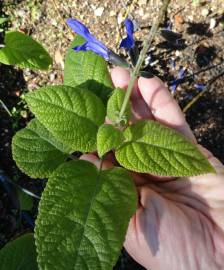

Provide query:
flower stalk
left=119, top=0, right=171, bottom=121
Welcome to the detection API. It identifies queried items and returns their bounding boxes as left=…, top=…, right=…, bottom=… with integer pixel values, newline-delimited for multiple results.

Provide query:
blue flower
left=66, top=18, right=109, bottom=60
left=170, top=68, right=186, bottom=93
left=194, top=83, right=205, bottom=91
left=120, top=19, right=135, bottom=50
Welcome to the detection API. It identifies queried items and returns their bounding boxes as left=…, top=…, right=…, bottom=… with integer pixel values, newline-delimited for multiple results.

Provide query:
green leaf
left=115, top=120, right=215, bottom=177
left=25, top=85, right=106, bottom=152
left=107, top=88, right=131, bottom=124
left=18, top=190, right=33, bottom=211
left=0, top=17, right=9, bottom=25
left=0, top=31, right=52, bottom=70
left=0, top=234, right=38, bottom=270
left=97, top=124, right=124, bottom=157
left=12, top=118, right=71, bottom=178
left=64, top=35, right=113, bottom=102
left=35, top=160, right=137, bottom=270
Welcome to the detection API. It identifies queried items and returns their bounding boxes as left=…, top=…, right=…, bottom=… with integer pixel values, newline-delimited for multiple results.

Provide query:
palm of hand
left=82, top=67, right=224, bottom=270
left=126, top=157, right=224, bottom=270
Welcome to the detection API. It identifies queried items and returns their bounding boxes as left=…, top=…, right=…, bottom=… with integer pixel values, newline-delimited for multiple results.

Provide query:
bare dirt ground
left=0, top=1, right=224, bottom=269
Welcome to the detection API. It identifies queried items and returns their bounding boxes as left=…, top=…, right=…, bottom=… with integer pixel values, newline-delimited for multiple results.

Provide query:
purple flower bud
left=120, top=19, right=135, bottom=50
left=170, top=68, right=186, bottom=93
left=67, top=19, right=109, bottom=60
left=178, top=68, right=186, bottom=79
left=170, top=81, right=178, bottom=93
left=194, top=83, right=205, bottom=91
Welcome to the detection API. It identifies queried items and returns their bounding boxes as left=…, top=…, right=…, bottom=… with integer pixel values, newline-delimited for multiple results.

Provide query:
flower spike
left=67, top=18, right=110, bottom=60
left=67, top=18, right=130, bottom=68
left=120, top=19, right=135, bottom=50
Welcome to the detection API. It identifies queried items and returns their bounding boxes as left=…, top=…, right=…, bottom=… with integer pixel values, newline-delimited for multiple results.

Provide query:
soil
left=0, top=0, right=224, bottom=269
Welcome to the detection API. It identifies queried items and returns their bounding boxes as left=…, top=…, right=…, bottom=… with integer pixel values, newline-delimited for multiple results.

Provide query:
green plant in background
left=192, top=0, right=200, bottom=5
left=0, top=26, right=52, bottom=124
left=0, top=234, right=38, bottom=270
left=0, top=23, right=52, bottom=266
left=1, top=13, right=215, bottom=270
left=0, top=31, right=52, bottom=70
left=0, top=16, right=10, bottom=32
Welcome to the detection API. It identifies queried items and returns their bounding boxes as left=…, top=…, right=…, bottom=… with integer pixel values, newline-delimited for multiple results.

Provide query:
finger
left=80, top=154, right=113, bottom=170
left=130, top=172, right=149, bottom=186
left=138, top=76, right=196, bottom=142
left=81, top=153, right=150, bottom=187
left=110, top=66, right=130, bottom=89
left=110, top=67, right=152, bottom=120
left=198, top=145, right=224, bottom=173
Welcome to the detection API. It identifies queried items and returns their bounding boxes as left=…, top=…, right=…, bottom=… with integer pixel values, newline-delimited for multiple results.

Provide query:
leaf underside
left=116, top=120, right=215, bottom=177
left=35, top=160, right=137, bottom=270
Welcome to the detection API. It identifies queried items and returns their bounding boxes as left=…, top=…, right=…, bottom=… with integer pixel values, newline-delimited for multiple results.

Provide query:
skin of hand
left=81, top=67, right=224, bottom=270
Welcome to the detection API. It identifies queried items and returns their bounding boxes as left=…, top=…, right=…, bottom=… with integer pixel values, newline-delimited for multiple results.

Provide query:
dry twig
left=183, top=70, right=224, bottom=113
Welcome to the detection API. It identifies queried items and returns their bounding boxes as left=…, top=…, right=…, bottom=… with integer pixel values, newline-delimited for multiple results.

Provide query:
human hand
left=82, top=67, right=224, bottom=270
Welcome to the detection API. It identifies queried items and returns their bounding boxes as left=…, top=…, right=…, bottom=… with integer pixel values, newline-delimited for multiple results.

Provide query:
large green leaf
left=12, top=118, right=71, bottom=178
left=115, top=120, right=215, bottom=176
left=35, top=160, right=137, bottom=270
left=0, top=234, right=38, bottom=270
left=25, top=85, right=106, bottom=152
left=0, top=31, right=52, bottom=70
left=64, top=35, right=113, bottom=102
left=97, top=124, right=124, bottom=157
left=107, top=88, right=131, bottom=124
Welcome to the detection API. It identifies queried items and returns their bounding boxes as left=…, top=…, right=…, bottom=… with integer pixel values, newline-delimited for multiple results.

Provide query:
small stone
left=117, top=13, right=123, bottom=24
left=138, top=0, right=147, bottom=5
left=91, top=4, right=96, bottom=10
left=138, top=8, right=144, bottom=17
left=49, top=73, right=55, bottom=82
left=94, top=7, right=104, bottom=17
left=175, top=50, right=180, bottom=57
left=51, top=19, right=57, bottom=27
left=17, top=9, right=26, bottom=17
left=174, top=14, right=184, bottom=26
left=201, top=8, right=209, bottom=17
left=15, top=91, right=20, bottom=97
left=142, top=13, right=150, bottom=20
left=187, top=15, right=194, bottom=22
left=55, top=50, right=64, bottom=69
left=209, top=18, right=216, bottom=29
left=20, top=110, right=28, bottom=118
left=109, top=11, right=116, bottom=17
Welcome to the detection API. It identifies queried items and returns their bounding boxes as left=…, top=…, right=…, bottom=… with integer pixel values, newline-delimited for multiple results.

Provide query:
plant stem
left=0, top=99, right=12, bottom=116
left=119, top=0, right=171, bottom=120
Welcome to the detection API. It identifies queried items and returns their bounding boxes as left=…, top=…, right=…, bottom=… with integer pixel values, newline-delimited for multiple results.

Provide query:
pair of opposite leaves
left=11, top=84, right=214, bottom=270
left=12, top=84, right=214, bottom=179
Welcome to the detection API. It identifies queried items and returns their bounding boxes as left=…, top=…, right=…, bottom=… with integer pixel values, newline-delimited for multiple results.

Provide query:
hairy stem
left=0, top=99, right=12, bottom=116
left=119, top=0, right=171, bottom=120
